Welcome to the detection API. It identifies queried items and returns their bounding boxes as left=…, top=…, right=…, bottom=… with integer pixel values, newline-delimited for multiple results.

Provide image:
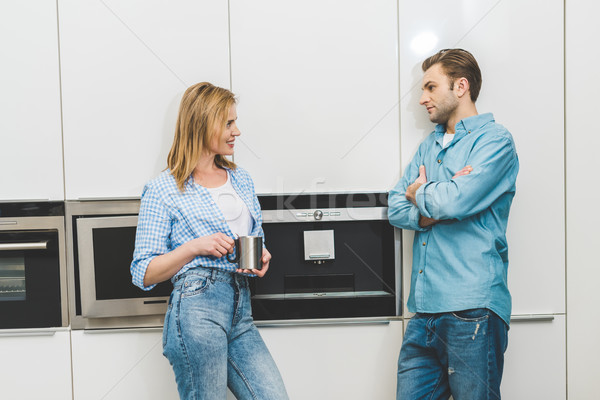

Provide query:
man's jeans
left=163, top=268, right=288, bottom=400
left=397, top=309, right=508, bottom=400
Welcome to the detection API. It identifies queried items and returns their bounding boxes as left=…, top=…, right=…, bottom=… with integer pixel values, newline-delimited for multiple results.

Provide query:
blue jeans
left=397, top=309, right=508, bottom=400
left=163, top=268, right=288, bottom=400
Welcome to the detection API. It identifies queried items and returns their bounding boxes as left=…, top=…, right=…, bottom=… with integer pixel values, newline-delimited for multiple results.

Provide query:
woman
left=131, top=82, right=288, bottom=399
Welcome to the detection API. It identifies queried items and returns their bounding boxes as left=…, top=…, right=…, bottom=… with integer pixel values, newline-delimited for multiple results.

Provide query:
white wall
left=565, top=1, right=600, bottom=397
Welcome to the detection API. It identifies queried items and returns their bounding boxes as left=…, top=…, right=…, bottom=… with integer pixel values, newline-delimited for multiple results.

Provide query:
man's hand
left=419, top=216, right=438, bottom=228
left=452, top=165, right=473, bottom=179
left=405, top=165, right=427, bottom=205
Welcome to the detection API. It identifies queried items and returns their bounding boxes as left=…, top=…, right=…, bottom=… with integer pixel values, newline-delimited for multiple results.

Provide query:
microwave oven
left=65, top=200, right=171, bottom=330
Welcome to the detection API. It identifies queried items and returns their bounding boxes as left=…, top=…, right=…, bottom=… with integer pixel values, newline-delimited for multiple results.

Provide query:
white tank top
left=206, top=172, right=253, bottom=237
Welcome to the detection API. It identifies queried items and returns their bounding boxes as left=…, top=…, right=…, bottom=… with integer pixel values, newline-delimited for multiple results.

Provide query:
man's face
left=419, top=63, right=459, bottom=125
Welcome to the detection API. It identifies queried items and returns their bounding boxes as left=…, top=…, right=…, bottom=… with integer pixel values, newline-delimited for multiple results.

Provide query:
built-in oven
left=251, top=192, right=401, bottom=322
left=0, top=202, right=68, bottom=329
left=66, top=200, right=171, bottom=330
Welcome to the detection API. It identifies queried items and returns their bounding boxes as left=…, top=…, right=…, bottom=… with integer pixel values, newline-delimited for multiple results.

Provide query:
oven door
left=76, top=215, right=172, bottom=318
left=0, top=218, right=64, bottom=329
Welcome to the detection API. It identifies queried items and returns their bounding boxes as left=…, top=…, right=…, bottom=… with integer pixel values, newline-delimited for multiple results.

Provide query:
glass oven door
left=0, top=228, right=62, bottom=329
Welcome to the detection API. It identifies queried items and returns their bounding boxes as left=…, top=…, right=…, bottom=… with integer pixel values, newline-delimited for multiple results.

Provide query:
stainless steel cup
left=227, top=235, right=263, bottom=270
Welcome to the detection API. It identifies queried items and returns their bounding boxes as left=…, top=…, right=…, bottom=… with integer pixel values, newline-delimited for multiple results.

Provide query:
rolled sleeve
left=388, top=145, right=431, bottom=232
left=415, top=183, right=431, bottom=219
left=131, top=183, right=172, bottom=291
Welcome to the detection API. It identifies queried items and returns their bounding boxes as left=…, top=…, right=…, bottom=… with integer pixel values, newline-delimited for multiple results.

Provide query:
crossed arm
left=388, top=135, right=518, bottom=230
left=404, top=165, right=473, bottom=227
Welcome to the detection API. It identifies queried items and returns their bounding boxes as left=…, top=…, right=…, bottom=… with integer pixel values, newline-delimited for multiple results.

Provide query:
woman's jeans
left=163, top=268, right=288, bottom=400
left=397, top=308, right=508, bottom=400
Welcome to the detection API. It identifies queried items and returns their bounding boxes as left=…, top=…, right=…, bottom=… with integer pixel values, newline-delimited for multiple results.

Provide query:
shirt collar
left=434, top=113, right=495, bottom=144
left=183, top=166, right=233, bottom=189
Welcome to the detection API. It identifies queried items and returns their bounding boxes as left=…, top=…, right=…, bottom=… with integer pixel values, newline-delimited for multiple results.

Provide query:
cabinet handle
left=0, top=241, right=48, bottom=251
left=510, top=314, right=555, bottom=322
left=256, top=318, right=396, bottom=328
left=0, top=328, right=66, bottom=337
left=83, top=327, right=163, bottom=334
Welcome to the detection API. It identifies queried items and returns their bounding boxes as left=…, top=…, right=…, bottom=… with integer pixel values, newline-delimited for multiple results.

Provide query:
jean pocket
left=180, top=275, right=211, bottom=298
left=451, top=308, right=490, bottom=322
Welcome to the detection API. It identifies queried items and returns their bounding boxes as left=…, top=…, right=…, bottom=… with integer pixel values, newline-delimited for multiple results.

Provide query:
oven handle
left=0, top=241, right=48, bottom=251
left=0, top=327, right=69, bottom=337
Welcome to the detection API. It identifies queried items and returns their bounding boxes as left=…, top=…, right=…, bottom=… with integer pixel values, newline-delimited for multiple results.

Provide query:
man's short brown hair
left=422, top=49, right=482, bottom=102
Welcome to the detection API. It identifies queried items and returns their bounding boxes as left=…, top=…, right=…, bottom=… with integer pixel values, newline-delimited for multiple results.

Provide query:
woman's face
left=208, top=104, right=240, bottom=157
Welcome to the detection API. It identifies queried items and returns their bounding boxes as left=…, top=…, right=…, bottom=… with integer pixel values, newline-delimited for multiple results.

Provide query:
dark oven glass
left=0, top=230, right=62, bottom=329
left=91, top=226, right=172, bottom=301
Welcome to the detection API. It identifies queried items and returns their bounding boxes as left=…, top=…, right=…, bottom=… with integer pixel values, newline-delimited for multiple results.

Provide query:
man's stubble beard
left=429, top=96, right=459, bottom=126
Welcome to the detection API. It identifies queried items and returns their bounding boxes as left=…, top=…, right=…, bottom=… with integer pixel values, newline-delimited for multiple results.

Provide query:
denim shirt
left=388, top=113, right=519, bottom=325
left=131, top=167, right=264, bottom=291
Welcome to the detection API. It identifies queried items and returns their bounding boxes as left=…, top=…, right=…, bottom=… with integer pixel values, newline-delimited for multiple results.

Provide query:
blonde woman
left=131, top=82, right=288, bottom=399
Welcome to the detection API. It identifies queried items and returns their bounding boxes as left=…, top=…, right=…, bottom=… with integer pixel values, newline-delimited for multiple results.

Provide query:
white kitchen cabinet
left=58, top=0, right=230, bottom=200
left=253, top=321, right=403, bottom=400
left=0, top=1, right=64, bottom=201
left=399, top=0, right=565, bottom=315
left=565, top=0, right=600, bottom=397
left=70, top=328, right=178, bottom=400
left=0, top=329, right=72, bottom=400
left=229, top=0, right=400, bottom=194
left=501, top=315, right=566, bottom=399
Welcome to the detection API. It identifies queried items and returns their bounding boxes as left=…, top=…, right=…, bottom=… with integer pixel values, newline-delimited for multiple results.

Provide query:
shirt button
left=468, top=130, right=471, bottom=134
left=422, top=242, right=426, bottom=246
left=437, top=159, right=441, bottom=164
left=419, top=270, right=423, bottom=274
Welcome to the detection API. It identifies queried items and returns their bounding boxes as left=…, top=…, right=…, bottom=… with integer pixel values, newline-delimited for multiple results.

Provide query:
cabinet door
left=565, top=0, right=600, bottom=396
left=230, top=0, right=400, bottom=194
left=0, top=329, right=72, bottom=400
left=501, top=316, right=566, bottom=399
left=71, top=329, right=178, bottom=400
left=0, top=1, right=63, bottom=201
left=59, top=0, right=230, bottom=200
left=399, top=0, right=565, bottom=314
left=256, top=321, right=403, bottom=400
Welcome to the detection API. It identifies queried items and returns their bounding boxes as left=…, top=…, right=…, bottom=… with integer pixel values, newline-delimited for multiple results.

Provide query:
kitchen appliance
left=0, top=202, right=68, bottom=329
left=66, top=200, right=171, bottom=330
left=251, top=192, right=400, bottom=321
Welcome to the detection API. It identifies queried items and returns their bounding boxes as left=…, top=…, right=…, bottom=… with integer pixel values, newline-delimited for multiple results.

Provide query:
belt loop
left=211, top=268, right=217, bottom=283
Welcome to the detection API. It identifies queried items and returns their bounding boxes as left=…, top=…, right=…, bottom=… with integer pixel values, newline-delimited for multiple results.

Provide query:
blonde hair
left=167, top=82, right=237, bottom=191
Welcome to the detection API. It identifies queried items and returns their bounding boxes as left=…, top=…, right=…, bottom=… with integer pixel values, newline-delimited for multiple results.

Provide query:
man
left=388, top=48, right=519, bottom=399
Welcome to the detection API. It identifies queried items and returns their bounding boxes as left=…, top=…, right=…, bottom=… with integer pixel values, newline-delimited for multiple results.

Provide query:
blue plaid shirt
left=131, top=167, right=264, bottom=290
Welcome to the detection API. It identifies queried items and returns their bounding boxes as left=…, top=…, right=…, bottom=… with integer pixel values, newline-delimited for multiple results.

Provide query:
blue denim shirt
left=131, top=167, right=264, bottom=291
left=388, top=113, right=519, bottom=325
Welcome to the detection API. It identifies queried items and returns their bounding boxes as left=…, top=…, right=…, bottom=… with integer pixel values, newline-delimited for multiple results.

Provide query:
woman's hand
left=236, top=247, right=271, bottom=277
left=192, top=233, right=234, bottom=258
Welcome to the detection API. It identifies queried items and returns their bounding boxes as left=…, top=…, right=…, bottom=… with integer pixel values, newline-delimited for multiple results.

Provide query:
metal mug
left=227, top=235, right=263, bottom=270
